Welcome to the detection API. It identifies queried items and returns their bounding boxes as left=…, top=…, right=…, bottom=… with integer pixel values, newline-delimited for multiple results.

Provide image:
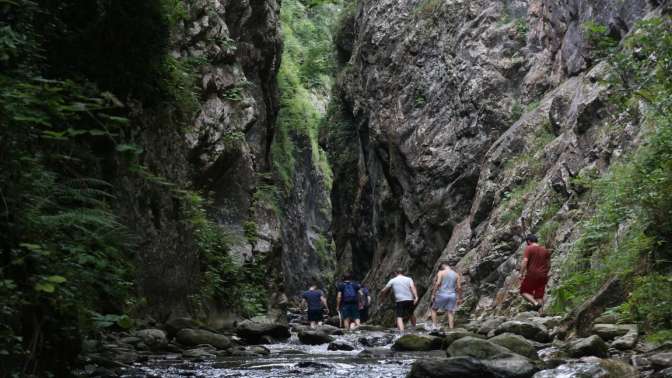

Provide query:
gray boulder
left=407, top=357, right=498, bottom=378
left=165, top=317, right=200, bottom=339
left=393, top=334, right=444, bottom=351
left=611, top=329, right=638, bottom=350
left=442, top=328, right=483, bottom=348
left=494, top=321, right=550, bottom=343
left=176, top=329, right=232, bottom=350
left=654, top=367, right=672, bottom=378
left=135, top=329, right=168, bottom=350
left=298, top=329, right=333, bottom=345
left=236, top=317, right=291, bottom=344
left=182, top=346, right=217, bottom=359
left=482, top=353, right=538, bottom=378
left=651, top=352, right=672, bottom=368
left=566, top=335, right=608, bottom=358
left=328, top=340, right=355, bottom=351
left=477, top=317, right=508, bottom=335
left=489, top=333, right=539, bottom=360
left=447, top=336, right=513, bottom=359
left=591, top=323, right=635, bottom=340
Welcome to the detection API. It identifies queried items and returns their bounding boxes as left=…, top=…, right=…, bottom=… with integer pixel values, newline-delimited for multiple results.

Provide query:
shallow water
left=120, top=329, right=420, bottom=378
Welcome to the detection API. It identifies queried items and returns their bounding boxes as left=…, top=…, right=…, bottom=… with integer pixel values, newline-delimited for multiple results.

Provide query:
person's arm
left=520, top=248, right=530, bottom=278
left=457, top=273, right=463, bottom=304
left=379, top=280, right=391, bottom=300
left=321, top=293, right=329, bottom=313
left=336, top=291, right=342, bottom=309
left=431, top=272, right=442, bottom=300
left=411, top=280, right=419, bottom=305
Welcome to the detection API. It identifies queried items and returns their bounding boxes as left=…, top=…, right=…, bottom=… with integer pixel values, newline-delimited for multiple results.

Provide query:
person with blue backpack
left=336, top=272, right=363, bottom=330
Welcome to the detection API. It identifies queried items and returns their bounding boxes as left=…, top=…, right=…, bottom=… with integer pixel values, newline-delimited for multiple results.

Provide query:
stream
left=116, top=327, right=424, bottom=378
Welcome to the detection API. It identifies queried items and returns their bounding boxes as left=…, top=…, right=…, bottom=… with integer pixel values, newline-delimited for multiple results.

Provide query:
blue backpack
left=342, top=281, right=358, bottom=303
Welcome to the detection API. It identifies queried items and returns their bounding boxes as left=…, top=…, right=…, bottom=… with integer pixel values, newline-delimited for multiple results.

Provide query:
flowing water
left=117, top=328, right=429, bottom=378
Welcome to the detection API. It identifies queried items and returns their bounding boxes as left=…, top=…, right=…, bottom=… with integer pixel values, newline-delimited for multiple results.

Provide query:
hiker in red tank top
left=519, top=234, right=551, bottom=313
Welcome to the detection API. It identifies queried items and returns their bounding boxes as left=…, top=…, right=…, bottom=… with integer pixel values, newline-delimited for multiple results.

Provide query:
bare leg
left=310, top=321, right=316, bottom=329
left=431, top=309, right=438, bottom=329
left=447, top=312, right=454, bottom=329
left=354, top=319, right=361, bottom=328
left=537, top=297, right=544, bottom=315
left=410, top=315, right=416, bottom=328
left=521, top=293, right=538, bottom=306
left=318, top=321, right=323, bottom=326
left=344, top=319, right=351, bottom=330
left=396, top=317, right=405, bottom=332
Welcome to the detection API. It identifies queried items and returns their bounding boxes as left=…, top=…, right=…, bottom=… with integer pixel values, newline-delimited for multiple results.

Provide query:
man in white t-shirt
left=380, top=268, right=418, bottom=331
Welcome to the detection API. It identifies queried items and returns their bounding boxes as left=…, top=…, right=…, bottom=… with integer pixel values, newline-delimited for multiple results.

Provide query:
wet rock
left=530, top=317, right=563, bottom=330
left=236, top=317, right=291, bottom=344
left=118, top=337, right=141, bottom=346
left=297, top=361, right=331, bottom=369
left=298, top=329, right=334, bottom=345
left=593, top=312, right=620, bottom=324
left=651, top=352, right=672, bottom=368
left=447, top=336, right=513, bottom=359
left=407, top=357, right=498, bottom=378
left=566, top=335, right=608, bottom=358
left=477, top=317, right=508, bottom=335
left=490, top=333, right=539, bottom=360
left=654, top=367, right=672, bottom=378
left=358, top=333, right=394, bottom=347
left=535, top=357, right=637, bottom=378
left=358, top=324, right=386, bottom=332
left=182, top=347, right=216, bottom=359
left=591, top=324, right=635, bottom=340
left=392, top=334, right=444, bottom=351
left=611, top=329, right=638, bottom=350
left=514, top=312, right=540, bottom=322
left=135, top=329, right=168, bottom=350
left=494, top=321, right=551, bottom=343
left=318, top=324, right=344, bottom=336
left=328, top=340, right=355, bottom=351
left=443, top=329, right=483, bottom=348
left=249, top=345, right=270, bottom=356
left=358, top=348, right=396, bottom=358
left=176, top=329, right=232, bottom=349
left=165, top=317, right=200, bottom=339
left=482, top=353, right=538, bottom=378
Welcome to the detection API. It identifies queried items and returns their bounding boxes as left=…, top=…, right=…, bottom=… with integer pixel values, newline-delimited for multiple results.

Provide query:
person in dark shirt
left=519, top=234, right=551, bottom=314
left=336, top=272, right=363, bottom=330
left=302, top=284, right=329, bottom=328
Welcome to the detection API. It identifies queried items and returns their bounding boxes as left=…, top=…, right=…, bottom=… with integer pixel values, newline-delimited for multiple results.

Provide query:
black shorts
left=307, top=309, right=323, bottom=321
left=360, top=307, right=369, bottom=322
left=395, top=300, right=415, bottom=319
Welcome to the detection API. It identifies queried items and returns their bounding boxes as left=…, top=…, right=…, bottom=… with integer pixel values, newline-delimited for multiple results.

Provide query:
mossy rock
left=392, top=334, right=444, bottom=351
left=489, top=333, right=538, bottom=360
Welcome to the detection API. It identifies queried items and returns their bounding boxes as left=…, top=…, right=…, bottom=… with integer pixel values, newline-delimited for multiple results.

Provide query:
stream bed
left=116, top=330, right=423, bottom=378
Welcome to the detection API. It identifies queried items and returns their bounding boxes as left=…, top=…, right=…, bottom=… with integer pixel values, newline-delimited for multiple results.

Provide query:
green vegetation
left=273, top=0, right=339, bottom=191
left=551, top=17, right=672, bottom=339
left=500, top=180, right=537, bottom=224
left=185, top=193, right=268, bottom=318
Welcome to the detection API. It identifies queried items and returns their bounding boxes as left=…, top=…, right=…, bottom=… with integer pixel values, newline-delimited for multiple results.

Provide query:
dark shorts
left=308, top=309, right=323, bottom=322
left=395, top=300, right=415, bottom=319
left=340, top=303, right=360, bottom=320
left=520, top=274, right=548, bottom=299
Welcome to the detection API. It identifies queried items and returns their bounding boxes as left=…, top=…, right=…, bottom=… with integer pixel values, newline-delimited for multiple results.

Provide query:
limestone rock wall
left=329, top=0, right=656, bottom=322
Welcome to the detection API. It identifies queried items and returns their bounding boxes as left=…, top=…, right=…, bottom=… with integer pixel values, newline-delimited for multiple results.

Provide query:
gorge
left=1, top=0, right=672, bottom=376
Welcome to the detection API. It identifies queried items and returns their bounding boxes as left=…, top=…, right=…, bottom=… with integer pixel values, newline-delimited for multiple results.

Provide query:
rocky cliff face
left=329, top=0, right=657, bottom=322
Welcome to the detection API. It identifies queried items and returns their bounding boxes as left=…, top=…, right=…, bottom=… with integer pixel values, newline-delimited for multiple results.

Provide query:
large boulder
left=442, top=328, right=483, bottom=348
left=611, top=328, right=638, bottom=350
left=447, top=336, right=513, bottom=359
left=566, top=335, right=608, bottom=358
left=482, top=353, right=538, bottom=378
left=135, top=329, right=168, bottom=350
left=165, top=317, right=200, bottom=339
left=494, top=321, right=551, bottom=343
left=236, top=317, right=291, bottom=344
left=489, top=333, right=539, bottom=360
left=298, top=329, right=334, bottom=345
left=407, top=357, right=498, bottom=378
left=591, top=324, right=635, bottom=340
left=175, top=329, right=232, bottom=350
left=392, top=334, right=444, bottom=351
left=476, top=317, right=508, bottom=335
left=651, top=352, right=672, bottom=368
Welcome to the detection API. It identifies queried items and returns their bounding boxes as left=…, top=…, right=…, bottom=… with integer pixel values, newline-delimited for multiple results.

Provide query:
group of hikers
left=302, top=234, right=551, bottom=331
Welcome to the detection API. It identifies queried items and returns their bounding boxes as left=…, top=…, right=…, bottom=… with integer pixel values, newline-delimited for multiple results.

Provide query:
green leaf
left=116, top=144, right=144, bottom=154
left=34, top=282, right=55, bottom=293
left=46, top=275, right=67, bottom=284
